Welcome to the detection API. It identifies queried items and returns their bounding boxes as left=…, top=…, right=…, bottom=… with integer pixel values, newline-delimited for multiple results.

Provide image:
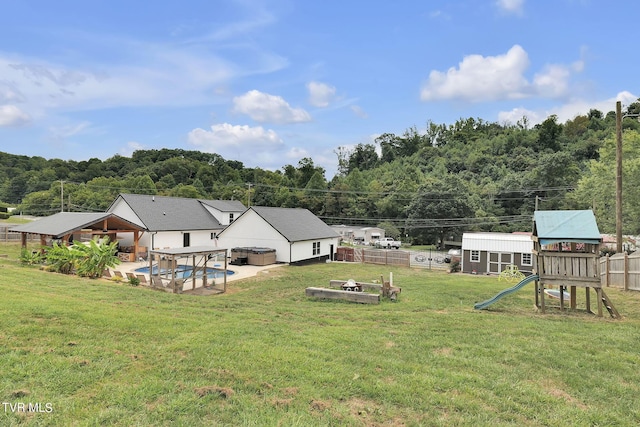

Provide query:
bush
left=41, top=237, right=121, bottom=278
left=45, top=243, right=79, bottom=274
left=128, top=276, right=140, bottom=286
left=73, top=237, right=121, bottom=279
left=449, top=261, right=461, bottom=273
left=20, top=249, right=45, bottom=265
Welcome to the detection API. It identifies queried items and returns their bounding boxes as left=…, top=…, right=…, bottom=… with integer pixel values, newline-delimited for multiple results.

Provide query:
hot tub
left=230, top=247, right=276, bottom=266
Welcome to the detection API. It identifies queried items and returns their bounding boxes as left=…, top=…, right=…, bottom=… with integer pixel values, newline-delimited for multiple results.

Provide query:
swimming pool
left=135, top=264, right=234, bottom=280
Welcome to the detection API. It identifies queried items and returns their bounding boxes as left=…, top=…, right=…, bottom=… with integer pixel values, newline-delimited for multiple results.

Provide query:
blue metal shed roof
left=533, top=210, right=601, bottom=245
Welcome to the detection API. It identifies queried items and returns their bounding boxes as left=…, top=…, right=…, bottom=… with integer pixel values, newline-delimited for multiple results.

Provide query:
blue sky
left=0, top=0, right=638, bottom=178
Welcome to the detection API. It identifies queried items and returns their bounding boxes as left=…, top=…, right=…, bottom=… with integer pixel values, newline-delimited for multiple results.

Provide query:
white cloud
left=232, top=90, right=311, bottom=124
left=421, top=45, right=531, bottom=102
left=0, top=104, right=30, bottom=127
left=188, top=122, right=283, bottom=152
left=420, top=45, right=581, bottom=103
left=119, top=141, right=146, bottom=157
left=0, top=52, right=235, bottom=119
left=496, top=0, right=525, bottom=15
left=0, top=21, right=289, bottom=121
left=532, top=64, right=571, bottom=98
left=307, top=81, right=336, bottom=107
left=0, top=82, right=25, bottom=103
left=48, top=121, right=92, bottom=140
left=497, top=107, right=543, bottom=126
left=285, top=146, right=310, bottom=160
left=187, top=123, right=289, bottom=170
left=498, top=91, right=638, bottom=127
left=350, top=105, right=368, bottom=119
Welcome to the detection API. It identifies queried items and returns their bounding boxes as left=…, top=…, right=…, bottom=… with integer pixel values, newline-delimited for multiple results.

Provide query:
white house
left=107, top=193, right=246, bottom=250
left=461, top=232, right=534, bottom=275
left=217, top=206, right=341, bottom=264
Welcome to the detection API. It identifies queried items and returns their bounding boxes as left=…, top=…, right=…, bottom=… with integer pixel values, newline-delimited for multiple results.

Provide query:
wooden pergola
left=10, top=212, right=146, bottom=259
left=148, top=246, right=228, bottom=294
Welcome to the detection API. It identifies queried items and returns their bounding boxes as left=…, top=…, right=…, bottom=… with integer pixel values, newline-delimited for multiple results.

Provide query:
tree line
left=2, top=101, right=640, bottom=246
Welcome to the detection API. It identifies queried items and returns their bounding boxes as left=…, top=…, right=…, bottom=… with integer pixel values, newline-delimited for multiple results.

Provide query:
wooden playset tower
left=532, top=210, right=619, bottom=318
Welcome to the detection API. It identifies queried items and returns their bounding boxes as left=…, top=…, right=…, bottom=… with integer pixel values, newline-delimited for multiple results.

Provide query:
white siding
left=201, top=205, right=241, bottom=226
left=109, top=199, right=145, bottom=228
left=290, top=238, right=341, bottom=263
left=218, top=210, right=340, bottom=263
left=462, top=233, right=533, bottom=253
left=217, top=210, right=291, bottom=262
left=117, top=230, right=218, bottom=250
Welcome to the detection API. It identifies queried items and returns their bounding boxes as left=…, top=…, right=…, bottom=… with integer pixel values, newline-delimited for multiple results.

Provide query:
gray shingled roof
left=199, top=199, right=246, bottom=212
left=110, top=194, right=225, bottom=231
left=248, top=206, right=340, bottom=242
left=9, top=212, right=144, bottom=238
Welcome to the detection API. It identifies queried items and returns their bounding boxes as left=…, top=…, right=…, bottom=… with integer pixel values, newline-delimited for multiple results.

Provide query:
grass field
left=1, top=242, right=640, bottom=426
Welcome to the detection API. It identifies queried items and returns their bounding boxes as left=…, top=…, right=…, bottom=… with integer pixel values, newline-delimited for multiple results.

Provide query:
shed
left=461, top=232, right=533, bottom=275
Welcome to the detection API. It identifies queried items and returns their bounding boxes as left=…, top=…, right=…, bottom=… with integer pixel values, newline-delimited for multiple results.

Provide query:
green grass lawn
left=1, top=242, right=640, bottom=426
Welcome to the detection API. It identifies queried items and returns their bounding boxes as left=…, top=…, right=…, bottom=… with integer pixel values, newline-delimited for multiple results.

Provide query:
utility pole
left=59, top=180, right=65, bottom=213
left=616, top=102, right=640, bottom=253
left=246, top=183, right=252, bottom=207
left=616, top=101, right=622, bottom=253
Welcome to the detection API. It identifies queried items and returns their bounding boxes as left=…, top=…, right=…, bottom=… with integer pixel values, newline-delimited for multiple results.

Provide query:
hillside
left=2, top=105, right=640, bottom=245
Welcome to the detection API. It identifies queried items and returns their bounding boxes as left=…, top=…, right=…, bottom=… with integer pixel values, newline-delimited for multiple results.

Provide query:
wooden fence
left=335, top=247, right=448, bottom=270
left=0, top=226, right=38, bottom=243
left=337, top=247, right=410, bottom=267
left=600, top=252, right=640, bottom=291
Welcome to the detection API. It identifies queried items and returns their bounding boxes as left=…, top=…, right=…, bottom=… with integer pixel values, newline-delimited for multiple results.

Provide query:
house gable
left=107, top=193, right=224, bottom=232
left=217, top=206, right=340, bottom=263
left=198, top=199, right=246, bottom=226
left=247, top=206, right=340, bottom=242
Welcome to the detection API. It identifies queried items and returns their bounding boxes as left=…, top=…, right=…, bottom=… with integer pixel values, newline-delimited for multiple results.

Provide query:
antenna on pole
left=246, top=183, right=252, bottom=207
left=59, top=180, right=64, bottom=212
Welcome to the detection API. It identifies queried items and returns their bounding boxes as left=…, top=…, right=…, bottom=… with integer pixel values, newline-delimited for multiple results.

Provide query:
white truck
left=376, top=237, right=402, bottom=249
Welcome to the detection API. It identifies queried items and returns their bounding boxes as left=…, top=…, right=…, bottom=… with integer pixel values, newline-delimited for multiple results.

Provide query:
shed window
left=522, top=253, right=532, bottom=266
left=470, top=250, right=480, bottom=262
left=312, top=241, right=320, bottom=255
left=229, top=213, right=234, bottom=223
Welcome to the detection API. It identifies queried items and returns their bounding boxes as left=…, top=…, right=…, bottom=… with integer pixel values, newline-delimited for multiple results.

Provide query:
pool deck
left=112, top=260, right=284, bottom=285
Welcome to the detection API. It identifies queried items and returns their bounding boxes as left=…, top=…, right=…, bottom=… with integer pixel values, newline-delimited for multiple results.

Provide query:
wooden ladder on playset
left=600, top=290, right=621, bottom=319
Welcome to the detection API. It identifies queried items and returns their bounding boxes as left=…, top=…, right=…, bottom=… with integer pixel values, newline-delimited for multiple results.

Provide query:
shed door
left=488, top=252, right=513, bottom=274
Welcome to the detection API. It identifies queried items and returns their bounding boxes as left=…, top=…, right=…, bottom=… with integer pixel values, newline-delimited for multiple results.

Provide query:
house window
left=471, top=250, right=480, bottom=262
left=183, top=232, right=190, bottom=247
left=312, top=241, right=320, bottom=256
left=211, top=232, right=217, bottom=240
left=229, top=213, right=234, bottom=223
left=522, top=253, right=532, bottom=266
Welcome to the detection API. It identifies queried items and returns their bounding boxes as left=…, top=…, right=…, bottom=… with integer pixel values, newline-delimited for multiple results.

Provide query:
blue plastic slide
left=474, top=274, right=539, bottom=310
